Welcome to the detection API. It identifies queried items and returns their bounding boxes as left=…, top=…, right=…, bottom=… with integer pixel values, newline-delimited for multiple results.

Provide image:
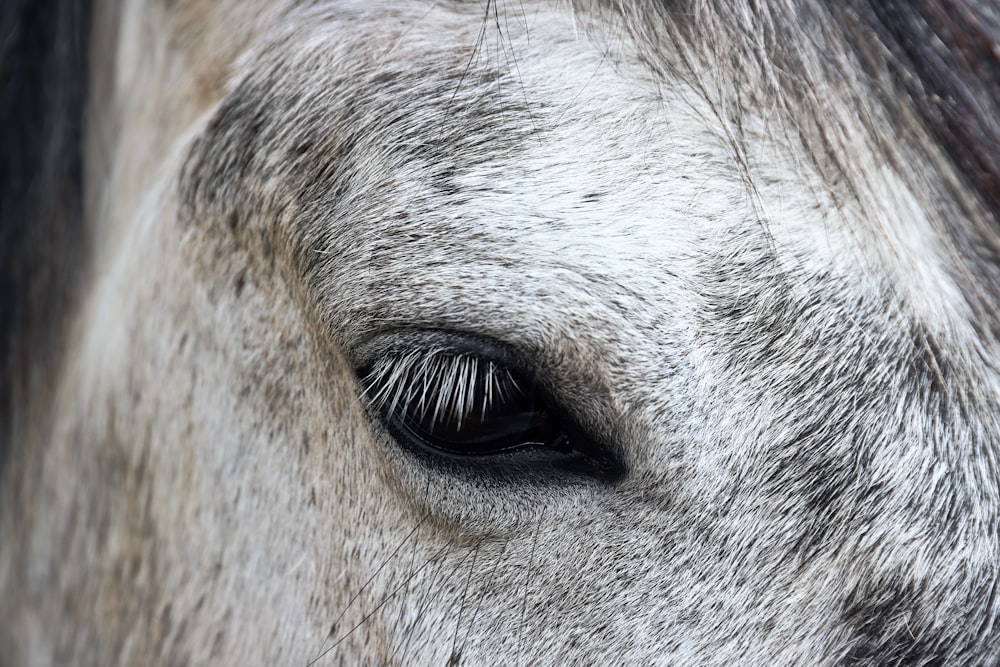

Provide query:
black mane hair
left=844, top=1, right=1000, bottom=331
left=0, top=0, right=91, bottom=461
left=856, top=0, right=1000, bottom=217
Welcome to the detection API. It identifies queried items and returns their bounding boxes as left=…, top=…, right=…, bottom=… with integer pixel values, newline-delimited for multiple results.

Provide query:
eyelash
left=362, top=351, right=526, bottom=433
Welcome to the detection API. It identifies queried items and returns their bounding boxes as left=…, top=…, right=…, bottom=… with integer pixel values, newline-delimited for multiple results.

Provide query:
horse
left=2, top=0, right=999, bottom=664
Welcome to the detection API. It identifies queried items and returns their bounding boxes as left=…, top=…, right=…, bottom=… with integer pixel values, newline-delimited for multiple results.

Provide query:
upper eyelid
left=352, top=329, right=539, bottom=378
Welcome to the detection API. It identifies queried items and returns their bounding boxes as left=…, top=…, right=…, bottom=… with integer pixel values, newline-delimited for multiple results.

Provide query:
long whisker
left=459, top=538, right=510, bottom=658
left=385, top=482, right=431, bottom=657
left=390, top=537, right=472, bottom=659
left=307, top=514, right=429, bottom=666
left=315, top=534, right=462, bottom=665
left=449, top=538, right=482, bottom=661
left=516, top=508, right=545, bottom=667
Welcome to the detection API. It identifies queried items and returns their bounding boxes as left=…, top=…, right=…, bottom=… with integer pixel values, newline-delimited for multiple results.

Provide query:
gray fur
left=2, top=0, right=999, bottom=665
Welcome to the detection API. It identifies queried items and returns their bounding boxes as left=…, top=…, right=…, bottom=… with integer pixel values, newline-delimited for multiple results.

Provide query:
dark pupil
left=385, top=370, right=569, bottom=457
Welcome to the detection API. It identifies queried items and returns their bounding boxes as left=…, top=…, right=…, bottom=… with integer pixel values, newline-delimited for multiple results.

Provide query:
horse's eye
left=360, top=341, right=623, bottom=480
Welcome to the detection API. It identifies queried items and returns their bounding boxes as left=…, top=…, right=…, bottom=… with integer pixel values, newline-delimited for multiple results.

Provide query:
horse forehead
left=183, top=9, right=761, bottom=264
left=214, top=4, right=953, bottom=302
left=178, top=9, right=723, bottom=278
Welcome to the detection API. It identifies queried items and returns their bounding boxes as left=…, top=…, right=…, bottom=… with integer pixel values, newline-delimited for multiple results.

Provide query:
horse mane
left=855, top=0, right=1000, bottom=217
left=0, top=0, right=91, bottom=461
left=845, top=0, right=1000, bottom=341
